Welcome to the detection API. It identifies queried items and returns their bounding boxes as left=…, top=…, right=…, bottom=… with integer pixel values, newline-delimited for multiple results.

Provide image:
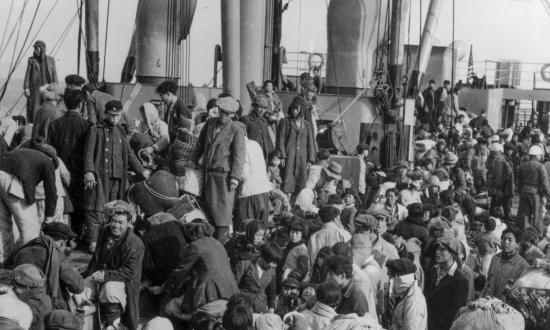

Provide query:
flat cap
left=436, top=236, right=463, bottom=255
left=282, top=277, right=301, bottom=290
left=64, top=74, right=86, bottom=86
left=216, top=95, right=239, bottom=113
left=354, top=213, right=378, bottom=230
left=45, top=310, right=83, bottom=330
left=387, top=258, right=417, bottom=277
left=43, top=222, right=77, bottom=240
left=253, top=94, right=269, bottom=108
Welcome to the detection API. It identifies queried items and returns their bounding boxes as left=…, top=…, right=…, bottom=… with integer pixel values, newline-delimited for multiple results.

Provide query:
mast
left=85, top=0, right=99, bottom=83
left=408, top=0, right=443, bottom=95
left=388, top=0, right=411, bottom=92
left=220, top=0, right=240, bottom=98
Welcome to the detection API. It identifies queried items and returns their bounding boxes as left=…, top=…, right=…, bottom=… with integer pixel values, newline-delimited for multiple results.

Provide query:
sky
left=1, top=0, right=550, bottom=88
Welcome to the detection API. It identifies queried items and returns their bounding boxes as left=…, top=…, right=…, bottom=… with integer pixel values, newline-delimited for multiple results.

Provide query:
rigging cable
left=102, top=0, right=112, bottom=81
left=0, top=0, right=15, bottom=51
left=0, top=0, right=28, bottom=60
left=1, top=0, right=62, bottom=103
left=449, top=0, right=456, bottom=149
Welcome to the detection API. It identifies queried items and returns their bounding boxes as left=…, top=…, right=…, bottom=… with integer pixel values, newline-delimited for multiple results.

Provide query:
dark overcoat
left=276, top=118, right=315, bottom=194
left=85, top=228, right=144, bottom=330
left=164, top=236, right=239, bottom=310
left=241, top=112, right=274, bottom=160
left=82, top=122, right=144, bottom=211
left=192, top=118, right=245, bottom=227
left=425, top=266, right=469, bottom=330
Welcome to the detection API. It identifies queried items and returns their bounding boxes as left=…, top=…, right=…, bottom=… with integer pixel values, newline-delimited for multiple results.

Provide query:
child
left=275, top=278, right=302, bottom=318
left=519, top=228, right=545, bottom=266
left=340, top=190, right=357, bottom=234
left=267, top=151, right=282, bottom=187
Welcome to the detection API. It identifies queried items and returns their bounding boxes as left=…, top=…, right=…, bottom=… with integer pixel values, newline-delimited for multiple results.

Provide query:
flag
left=467, top=44, right=474, bottom=84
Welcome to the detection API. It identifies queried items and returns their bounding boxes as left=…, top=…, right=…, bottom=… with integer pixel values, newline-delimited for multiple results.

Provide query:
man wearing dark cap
left=308, top=206, right=350, bottom=267
left=12, top=222, right=85, bottom=310
left=241, top=94, right=273, bottom=160
left=425, top=237, right=469, bottom=330
left=156, top=80, right=193, bottom=135
left=82, top=100, right=147, bottom=252
left=386, top=258, right=427, bottom=330
left=24, top=40, right=58, bottom=124
left=488, top=140, right=515, bottom=220
left=64, top=74, right=86, bottom=90
left=191, top=94, right=245, bottom=241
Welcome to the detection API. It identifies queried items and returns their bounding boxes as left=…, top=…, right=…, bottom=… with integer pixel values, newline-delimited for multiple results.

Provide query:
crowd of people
left=0, top=40, right=544, bottom=330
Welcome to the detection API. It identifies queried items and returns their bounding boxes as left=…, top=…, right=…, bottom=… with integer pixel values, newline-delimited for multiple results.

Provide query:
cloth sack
left=450, top=297, right=524, bottom=330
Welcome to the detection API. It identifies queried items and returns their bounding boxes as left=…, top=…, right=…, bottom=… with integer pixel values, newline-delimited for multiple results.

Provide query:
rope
left=416, top=0, right=422, bottom=70
left=102, top=0, right=112, bottom=81
left=449, top=0, right=456, bottom=148
left=0, top=0, right=27, bottom=60
left=0, top=0, right=15, bottom=51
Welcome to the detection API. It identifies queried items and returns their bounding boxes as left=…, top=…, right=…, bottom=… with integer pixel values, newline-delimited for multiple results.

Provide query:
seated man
left=12, top=222, right=85, bottom=310
left=84, top=200, right=144, bottom=330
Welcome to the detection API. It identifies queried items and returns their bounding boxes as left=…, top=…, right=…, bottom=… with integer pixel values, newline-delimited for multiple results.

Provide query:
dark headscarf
left=34, top=40, right=52, bottom=85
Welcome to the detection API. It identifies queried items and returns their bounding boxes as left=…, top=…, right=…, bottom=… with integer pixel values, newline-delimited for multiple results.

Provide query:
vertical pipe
left=77, top=0, right=83, bottom=75
left=221, top=0, right=240, bottom=98
left=240, top=0, right=266, bottom=114
left=85, top=0, right=99, bottom=83
left=408, top=0, right=443, bottom=94
left=388, top=0, right=410, bottom=89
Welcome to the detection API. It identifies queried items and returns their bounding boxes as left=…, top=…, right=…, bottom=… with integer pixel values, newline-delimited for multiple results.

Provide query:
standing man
left=191, top=94, right=245, bottom=242
left=482, top=228, right=529, bottom=300
left=422, top=80, right=436, bottom=129
left=386, top=258, right=427, bottom=330
left=156, top=80, right=193, bottom=135
left=82, top=83, right=115, bottom=125
left=434, top=80, right=451, bottom=126
left=48, top=89, right=90, bottom=237
left=82, top=100, right=147, bottom=252
left=488, top=142, right=514, bottom=221
left=517, top=145, right=550, bottom=233
left=241, top=94, right=274, bottom=161
left=425, top=237, right=469, bottom=330
left=24, top=40, right=58, bottom=124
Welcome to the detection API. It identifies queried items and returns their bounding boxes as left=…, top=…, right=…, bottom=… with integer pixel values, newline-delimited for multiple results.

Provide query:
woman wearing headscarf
left=139, top=102, right=170, bottom=155
left=276, top=96, right=316, bottom=197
